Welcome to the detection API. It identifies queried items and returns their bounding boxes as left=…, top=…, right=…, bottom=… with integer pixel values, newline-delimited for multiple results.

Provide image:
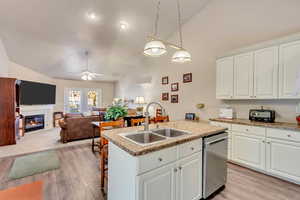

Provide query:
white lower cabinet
left=227, top=131, right=232, bottom=160
left=266, top=138, right=300, bottom=183
left=232, top=132, right=265, bottom=170
left=138, top=153, right=202, bottom=200
left=177, top=153, right=202, bottom=200
left=137, top=163, right=176, bottom=200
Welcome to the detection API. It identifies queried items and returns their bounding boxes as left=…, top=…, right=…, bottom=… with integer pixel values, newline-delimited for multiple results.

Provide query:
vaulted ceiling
left=0, top=0, right=208, bottom=81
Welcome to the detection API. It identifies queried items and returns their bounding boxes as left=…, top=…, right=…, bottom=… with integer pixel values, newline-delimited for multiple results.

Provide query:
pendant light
left=172, top=0, right=191, bottom=63
left=81, top=51, right=103, bottom=81
left=144, top=1, right=167, bottom=57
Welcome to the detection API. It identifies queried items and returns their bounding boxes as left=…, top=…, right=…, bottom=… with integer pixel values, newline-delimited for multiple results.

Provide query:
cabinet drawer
left=137, top=146, right=177, bottom=174
left=210, top=121, right=232, bottom=130
left=178, top=139, right=202, bottom=159
left=266, top=128, right=300, bottom=142
left=232, top=124, right=266, bottom=137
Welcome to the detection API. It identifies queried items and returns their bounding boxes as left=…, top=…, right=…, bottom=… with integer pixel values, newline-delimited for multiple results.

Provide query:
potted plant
left=104, top=99, right=128, bottom=121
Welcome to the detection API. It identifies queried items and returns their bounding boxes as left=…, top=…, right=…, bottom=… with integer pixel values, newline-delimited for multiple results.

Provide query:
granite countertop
left=210, top=118, right=300, bottom=131
left=102, top=120, right=226, bottom=156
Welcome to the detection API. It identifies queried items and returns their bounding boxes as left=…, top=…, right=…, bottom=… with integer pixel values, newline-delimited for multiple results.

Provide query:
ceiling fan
left=81, top=51, right=103, bottom=81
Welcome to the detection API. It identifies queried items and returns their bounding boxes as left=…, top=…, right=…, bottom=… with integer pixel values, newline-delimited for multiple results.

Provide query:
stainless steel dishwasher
left=203, top=132, right=228, bottom=199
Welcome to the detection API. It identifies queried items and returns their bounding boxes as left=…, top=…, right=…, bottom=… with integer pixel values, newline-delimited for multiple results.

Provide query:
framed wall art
left=183, top=73, right=192, bottom=83
left=171, top=95, right=179, bottom=103
left=162, top=93, right=169, bottom=101
left=171, top=83, right=179, bottom=92
left=162, top=76, right=169, bottom=85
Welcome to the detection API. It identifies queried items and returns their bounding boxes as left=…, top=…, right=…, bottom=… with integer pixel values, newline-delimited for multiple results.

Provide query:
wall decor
left=162, top=93, right=169, bottom=101
left=183, top=73, right=192, bottom=83
left=171, top=94, right=179, bottom=103
left=171, top=83, right=179, bottom=92
left=162, top=76, right=169, bottom=85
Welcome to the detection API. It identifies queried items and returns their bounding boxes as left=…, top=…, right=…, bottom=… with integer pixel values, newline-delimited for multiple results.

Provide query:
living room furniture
left=59, top=115, right=101, bottom=143
left=53, top=112, right=64, bottom=127
left=124, top=115, right=145, bottom=127
left=131, top=118, right=145, bottom=126
left=0, top=78, right=20, bottom=146
left=154, top=115, right=170, bottom=123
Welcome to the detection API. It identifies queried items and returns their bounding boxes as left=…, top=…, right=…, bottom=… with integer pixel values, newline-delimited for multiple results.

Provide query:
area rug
left=8, top=150, right=60, bottom=180
left=0, top=181, right=43, bottom=200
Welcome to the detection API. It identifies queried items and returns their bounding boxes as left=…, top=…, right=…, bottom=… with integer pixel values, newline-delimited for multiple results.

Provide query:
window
left=65, top=88, right=102, bottom=113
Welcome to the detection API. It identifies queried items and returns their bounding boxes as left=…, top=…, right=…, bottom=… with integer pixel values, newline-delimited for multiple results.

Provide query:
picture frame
left=183, top=73, right=192, bottom=83
left=171, top=95, right=179, bottom=103
left=171, top=83, right=179, bottom=92
left=185, top=113, right=196, bottom=121
left=162, top=93, right=169, bottom=101
left=162, top=76, right=169, bottom=85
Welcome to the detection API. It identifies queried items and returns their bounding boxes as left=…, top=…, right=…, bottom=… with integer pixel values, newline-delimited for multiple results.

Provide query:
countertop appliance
left=203, top=132, right=228, bottom=199
left=249, top=108, right=275, bottom=123
left=219, top=107, right=234, bottom=119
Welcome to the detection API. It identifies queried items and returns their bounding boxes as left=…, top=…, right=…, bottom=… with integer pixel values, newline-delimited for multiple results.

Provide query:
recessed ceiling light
left=86, top=11, right=99, bottom=21
left=120, top=21, right=129, bottom=30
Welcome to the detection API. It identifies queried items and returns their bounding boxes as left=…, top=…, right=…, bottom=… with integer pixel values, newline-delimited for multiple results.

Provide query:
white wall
left=0, top=38, right=9, bottom=77
left=8, top=61, right=115, bottom=112
left=116, top=0, right=300, bottom=122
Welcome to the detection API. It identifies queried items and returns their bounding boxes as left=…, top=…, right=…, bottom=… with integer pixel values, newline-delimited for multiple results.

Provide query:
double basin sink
left=120, top=128, right=191, bottom=146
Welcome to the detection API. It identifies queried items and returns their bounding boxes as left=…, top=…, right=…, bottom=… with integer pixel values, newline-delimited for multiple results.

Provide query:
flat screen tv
left=20, top=80, right=56, bottom=105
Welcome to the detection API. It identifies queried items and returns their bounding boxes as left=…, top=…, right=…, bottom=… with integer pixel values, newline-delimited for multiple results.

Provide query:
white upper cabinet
left=216, top=57, right=234, bottom=99
left=254, top=46, right=279, bottom=99
left=279, top=41, right=300, bottom=99
left=234, top=52, right=254, bottom=99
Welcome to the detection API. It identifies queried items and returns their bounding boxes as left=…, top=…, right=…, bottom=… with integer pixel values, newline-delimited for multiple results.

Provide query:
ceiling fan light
left=172, top=50, right=192, bottom=63
left=87, top=74, right=93, bottom=80
left=144, top=40, right=167, bottom=57
left=81, top=74, right=88, bottom=80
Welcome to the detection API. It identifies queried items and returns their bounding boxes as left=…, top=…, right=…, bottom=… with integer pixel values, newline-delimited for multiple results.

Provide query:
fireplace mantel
left=20, top=105, right=54, bottom=131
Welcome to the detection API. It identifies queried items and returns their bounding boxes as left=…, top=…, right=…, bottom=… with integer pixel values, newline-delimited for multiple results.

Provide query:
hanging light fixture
left=172, top=0, right=191, bottom=63
left=144, top=1, right=167, bottom=57
left=81, top=51, right=103, bottom=81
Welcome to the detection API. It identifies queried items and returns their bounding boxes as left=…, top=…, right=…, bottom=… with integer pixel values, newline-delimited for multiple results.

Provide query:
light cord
left=154, top=1, right=161, bottom=36
left=176, top=0, right=183, bottom=48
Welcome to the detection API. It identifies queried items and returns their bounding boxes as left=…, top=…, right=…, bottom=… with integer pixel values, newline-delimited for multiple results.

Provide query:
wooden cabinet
left=177, top=153, right=202, bottom=200
left=216, top=57, right=234, bottom=99
left=138, top=163, right=176, bottom=200
left=266, top=138, right=300, bottom=183
left=279, top=41, right=300, bottom=98
left=234, top=52, right=254, bottom=99
left=0, top=78, right=19, bottom=146
left=232, top=132, right=265, bottom=170
left=254, top=47, right=279, bottom=99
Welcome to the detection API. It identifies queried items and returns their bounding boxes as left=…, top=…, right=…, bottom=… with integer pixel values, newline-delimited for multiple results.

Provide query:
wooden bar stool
left=99, top=120, right=124, bottom=192
left=154, top=115, right=169, bottom=123
left=131, top=118, right=145, bottom=126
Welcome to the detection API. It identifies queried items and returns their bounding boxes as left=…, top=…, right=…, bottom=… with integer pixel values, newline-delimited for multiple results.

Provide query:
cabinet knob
left=191, top=147, right=195, bottom=151
left=174, top=168, right=178, bottom=172
left=178, top=166, right=182, bottom=170
left=158, top=158, right=163, bottom=162
left=262, top=140, right=265, bottom=143
left=287, top=134, right=291, bottom=137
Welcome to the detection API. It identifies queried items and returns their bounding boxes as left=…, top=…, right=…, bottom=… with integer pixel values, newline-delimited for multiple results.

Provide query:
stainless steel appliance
left=203, top=132, right=228, bottom=199
left=249, top=107, right=275, bottom=123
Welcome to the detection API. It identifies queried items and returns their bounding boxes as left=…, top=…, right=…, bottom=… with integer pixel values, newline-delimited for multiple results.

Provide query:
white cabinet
left=227, top=131, right=232, bottom=160
left=216, top=57, right=234, bottom=99
left=254, top=47, right=279, bottom=99
left=279, top=41, right=300, bottom=98
left=234, top=52, right=254, bottom=99
left=177, top=153, right=202, bottom=200
left=138, top=163, right=176, bottom=200
left=266, top=138, right=300, bottom=183
left=232, top=132, right=265, bottom=170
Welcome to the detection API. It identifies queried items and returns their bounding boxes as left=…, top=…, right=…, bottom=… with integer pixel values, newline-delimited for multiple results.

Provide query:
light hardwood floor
left=0, top=144, right=299, bottom=200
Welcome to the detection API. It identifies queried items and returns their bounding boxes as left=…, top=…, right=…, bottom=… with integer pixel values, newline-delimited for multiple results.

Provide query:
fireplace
left=24, top=114, right=45, bottom=133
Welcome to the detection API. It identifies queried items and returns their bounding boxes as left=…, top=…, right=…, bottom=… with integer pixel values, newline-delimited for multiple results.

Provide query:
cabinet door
left=232, top=133, right=265, bottom=170
left=137, top=163, right=176, bottom=200
left=216, top=57, right=234, bottom=99
left=234, top=52, right=254, bottom=99
left=228, top=131, right=232, bottom=161
left=266, top=138, right=300, bottom=183
left=279, top=41, right=300, bottom=98
left=177, top=153, right=202, bottom=200
left=254, top=46, right=279, bottom=99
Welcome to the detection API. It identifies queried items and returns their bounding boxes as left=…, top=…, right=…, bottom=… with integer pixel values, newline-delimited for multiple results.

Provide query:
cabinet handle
left=262, top=140, right=265, bottom=143
left=174, top=168, right=178, bottom=173
left=179, top=166, right=182, bottom=170
left=191, top=147, right=195, bottom=151
left=267, top=142, right=271, bottom=144
left=158, top=158, right=163, bottom=162
left=287, top=134, right=291, bottom=137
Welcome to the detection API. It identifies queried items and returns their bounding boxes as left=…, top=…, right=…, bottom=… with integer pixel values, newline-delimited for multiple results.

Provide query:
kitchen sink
left=151, top=128, right=190, bottom=138
left=121, top=131, right=166, bottom=145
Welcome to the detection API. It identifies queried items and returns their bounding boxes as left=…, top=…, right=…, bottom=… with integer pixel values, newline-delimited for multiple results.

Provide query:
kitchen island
left=103, top=120, right=226, bottom=200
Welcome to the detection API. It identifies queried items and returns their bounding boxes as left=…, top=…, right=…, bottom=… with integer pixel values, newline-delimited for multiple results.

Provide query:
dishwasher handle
left=205, top=137, right=228, bottom=146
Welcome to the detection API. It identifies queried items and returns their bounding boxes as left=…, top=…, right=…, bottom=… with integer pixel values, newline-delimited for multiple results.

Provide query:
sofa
left=59, top=113, right=104, bottom=143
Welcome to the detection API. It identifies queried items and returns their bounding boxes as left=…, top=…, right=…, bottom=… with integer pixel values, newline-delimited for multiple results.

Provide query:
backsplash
left=223, top=99, right=300, bottom=123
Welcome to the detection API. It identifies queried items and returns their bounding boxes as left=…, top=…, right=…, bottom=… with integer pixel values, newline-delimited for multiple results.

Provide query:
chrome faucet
left=144, top=102, right=166, bottom=131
